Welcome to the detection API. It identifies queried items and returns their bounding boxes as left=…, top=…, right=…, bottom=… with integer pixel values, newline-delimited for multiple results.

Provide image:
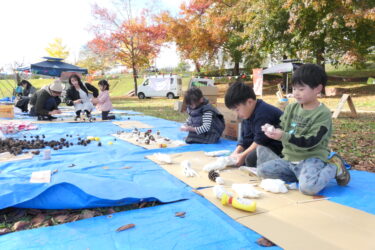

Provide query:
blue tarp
left=0, top=110, right=374, bottom=249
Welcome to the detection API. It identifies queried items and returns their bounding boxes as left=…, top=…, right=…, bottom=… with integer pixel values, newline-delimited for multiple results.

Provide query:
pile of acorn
left=0, top=133, right=101, bottom=156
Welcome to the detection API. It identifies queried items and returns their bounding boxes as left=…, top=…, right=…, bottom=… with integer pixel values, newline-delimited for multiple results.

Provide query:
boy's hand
left=73, top=99, right=83, bottom=104
left=234, top=153, right=246, bottom=167
left=264, top=128, right=283, bottom=140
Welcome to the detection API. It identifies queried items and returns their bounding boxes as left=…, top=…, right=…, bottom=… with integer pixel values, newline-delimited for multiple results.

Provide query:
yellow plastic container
left=221, top=193, right=256, bottom=212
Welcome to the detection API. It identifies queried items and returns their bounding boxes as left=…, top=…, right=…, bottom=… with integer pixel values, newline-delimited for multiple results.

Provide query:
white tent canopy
left=262, top=63, right=294, bottom=74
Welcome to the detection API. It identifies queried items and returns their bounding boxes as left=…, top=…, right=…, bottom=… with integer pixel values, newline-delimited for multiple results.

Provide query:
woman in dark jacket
left=15, top=80, right=37, bottom=112
left=65, top=74, right=98, bottom=118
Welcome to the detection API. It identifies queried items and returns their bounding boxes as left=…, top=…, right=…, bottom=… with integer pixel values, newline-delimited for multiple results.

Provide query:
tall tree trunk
left=316, top=46, right=325, bottom=71
left=194, top=61, right=201, bottom=73
left=132, top=64, right=138, bottom=96
left=233, top=61, right=240, bottom=76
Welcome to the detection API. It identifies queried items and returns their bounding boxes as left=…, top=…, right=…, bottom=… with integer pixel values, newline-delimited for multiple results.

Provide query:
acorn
left=208, top=170, right=220, bottom=182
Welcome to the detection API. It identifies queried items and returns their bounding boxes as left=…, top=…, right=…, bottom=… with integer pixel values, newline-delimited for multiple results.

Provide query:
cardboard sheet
left=237, top=201, right=375, bottom=250
left=148, top=150, right=375, bottom=250
left=112, top=120, right=153, bottom=129
left=0, top=152, right=33, bottom=163
left=113, top=133, right=185, bottom=150
left=147, top=151, right=256, bottom=188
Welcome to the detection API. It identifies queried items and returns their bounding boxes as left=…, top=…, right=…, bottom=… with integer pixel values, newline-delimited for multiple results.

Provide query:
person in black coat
left=65, top=74, right=98, bottom=118
left=15, top=80, right=37, bottom=112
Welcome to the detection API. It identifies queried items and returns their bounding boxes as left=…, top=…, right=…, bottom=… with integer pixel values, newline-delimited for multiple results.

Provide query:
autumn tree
left=45, top=38, right=69, bottom=59
left=284, top=0, right=375, bottom=68
left=89, top=1, right=165, bottom=94
left=157, top=0, right=227, bottom=72
left=76, top=45, right=113, bottom=75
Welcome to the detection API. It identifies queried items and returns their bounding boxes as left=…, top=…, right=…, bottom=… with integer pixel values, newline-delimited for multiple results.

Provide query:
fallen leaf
left=81, top=210, right=96, bottom=219
left=116, top=223, right=135, bottom=232
left=120, top=166, right=132, bottom=169
left=257, top=237, right=276, bottom=247
left=0, top=228, right=11, bottom=235
left=55, top=215, right=69, bottom=223
left=313, top=195, right=326, bottom=199
left=102, top=166, right=109, bottom=170
left=107, top=208, right=116, bottom=214
left=175, top=212, right=186, bottom=218
left=71, top=215, right=80, bottom=222
left=27, top=209, right=42, bottom=215
left=31, top=214, right=46, bottom=227
left=12, top=221, right=30, bottom=231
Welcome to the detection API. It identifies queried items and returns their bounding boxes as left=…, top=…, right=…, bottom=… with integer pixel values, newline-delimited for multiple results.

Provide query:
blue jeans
left=256, top=146, right=336, bottom=195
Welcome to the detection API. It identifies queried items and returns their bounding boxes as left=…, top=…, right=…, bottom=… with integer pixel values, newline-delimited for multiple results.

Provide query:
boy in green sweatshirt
left=257, top=64, right=350, bottom=195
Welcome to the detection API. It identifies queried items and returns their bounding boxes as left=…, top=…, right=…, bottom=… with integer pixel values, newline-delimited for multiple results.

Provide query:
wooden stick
left=296, top=197, right=331, bottom=204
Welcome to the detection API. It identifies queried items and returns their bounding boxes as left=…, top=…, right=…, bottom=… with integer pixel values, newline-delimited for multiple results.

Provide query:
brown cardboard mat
left=147, top=150, right=375, bottom=250
left=112, top=120, right=153, bottom=129
left=113, top=132, right=185, bottom=150
left=147, top=151, right=256, bottom=188
left=0, top=152, right=33, bottom=163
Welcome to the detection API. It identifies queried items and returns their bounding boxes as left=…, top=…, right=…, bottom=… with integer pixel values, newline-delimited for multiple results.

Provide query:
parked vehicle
left=188, top=78, right=215, bottom=88
left=137, top=75, right=182, bottom=99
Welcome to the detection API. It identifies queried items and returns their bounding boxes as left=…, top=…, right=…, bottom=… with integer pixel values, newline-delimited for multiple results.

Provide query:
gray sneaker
left=329, top=153, right=350, bottom=186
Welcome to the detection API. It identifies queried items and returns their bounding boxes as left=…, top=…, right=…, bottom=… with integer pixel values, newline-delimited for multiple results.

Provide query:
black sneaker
left=329, top=153, right=350, bottom=186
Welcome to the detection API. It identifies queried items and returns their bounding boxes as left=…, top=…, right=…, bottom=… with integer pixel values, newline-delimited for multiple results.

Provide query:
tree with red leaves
left=89, top=2, right=165, bottom=94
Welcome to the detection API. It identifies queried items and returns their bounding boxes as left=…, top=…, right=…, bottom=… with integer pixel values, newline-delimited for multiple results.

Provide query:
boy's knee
left=256, top=165, right=267, bottom=178
left=299, top=183, right=320, bottom=196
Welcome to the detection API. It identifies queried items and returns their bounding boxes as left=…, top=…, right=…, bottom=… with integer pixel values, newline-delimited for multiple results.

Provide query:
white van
left=137, top=75, right=182, bottom=99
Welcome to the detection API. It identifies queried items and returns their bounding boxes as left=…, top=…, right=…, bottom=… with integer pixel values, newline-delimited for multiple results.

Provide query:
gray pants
left=256, top=146, right=336, bottom=195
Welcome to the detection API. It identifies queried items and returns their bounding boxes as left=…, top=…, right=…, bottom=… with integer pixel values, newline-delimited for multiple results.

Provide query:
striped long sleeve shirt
left=187, top=111, right=213, bottom=135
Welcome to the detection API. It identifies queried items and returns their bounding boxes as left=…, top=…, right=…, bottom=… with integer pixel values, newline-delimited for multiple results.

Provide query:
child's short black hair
left=292, top=64, right=327, bottom=88
left=184, top=87, right=203, bottom=106
left=98, top=79, right=110, bottom=90
left=225, top=81, right=256, bottom=109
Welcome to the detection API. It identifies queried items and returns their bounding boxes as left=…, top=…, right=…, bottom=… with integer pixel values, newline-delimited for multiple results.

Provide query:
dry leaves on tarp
left=175, top=212, right=186, bottom=218
left=257, top=237, right=276, bottom=247
left=116, top=223, right=135, bottom=232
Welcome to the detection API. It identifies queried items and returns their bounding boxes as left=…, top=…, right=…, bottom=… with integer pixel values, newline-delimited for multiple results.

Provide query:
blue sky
left=0, top=0, right=183, bottom=71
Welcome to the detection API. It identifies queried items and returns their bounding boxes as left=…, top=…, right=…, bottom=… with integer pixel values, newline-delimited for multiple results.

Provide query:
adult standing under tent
left=29, top=80, right=63, bottom=120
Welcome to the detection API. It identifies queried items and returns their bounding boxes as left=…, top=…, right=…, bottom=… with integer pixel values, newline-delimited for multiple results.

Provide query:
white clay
left=232, top=183, right=262, bottom=198
left=205, top=150, right=231, bottom=157
left=260, top=179, right=288, bottom=193
left=203, top=156, right=236, bottom=172
left=153, top=153, right=172, bottom=164
left=181, top=160, right=198, bottom=177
